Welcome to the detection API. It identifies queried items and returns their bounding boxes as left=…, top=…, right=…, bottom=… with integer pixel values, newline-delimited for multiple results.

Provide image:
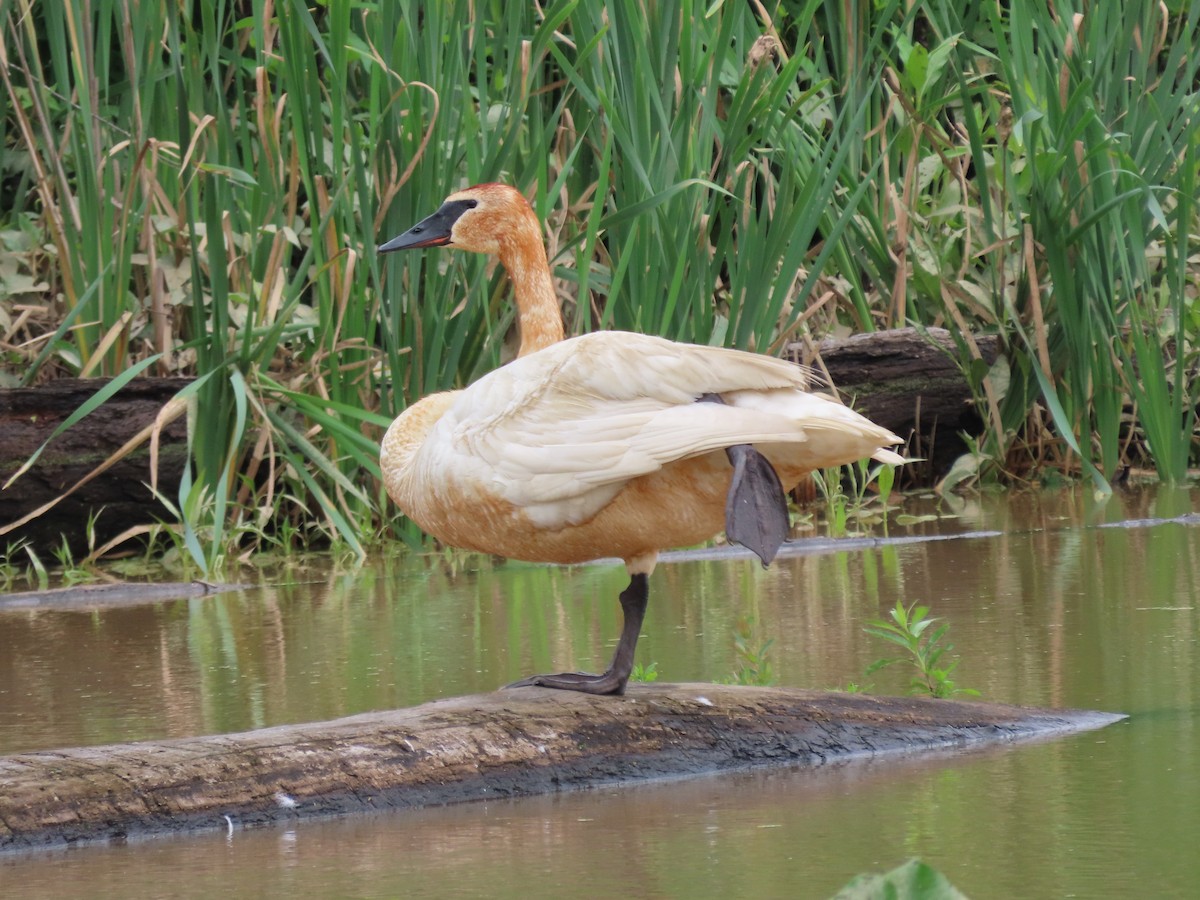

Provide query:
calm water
left=1, top=486, right=1197, bottom=898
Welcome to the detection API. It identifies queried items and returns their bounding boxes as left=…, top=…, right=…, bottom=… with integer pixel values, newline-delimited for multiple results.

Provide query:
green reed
left=932, top=1, right=1200, bottom=485
left=864, top=601, right=978, bottom=699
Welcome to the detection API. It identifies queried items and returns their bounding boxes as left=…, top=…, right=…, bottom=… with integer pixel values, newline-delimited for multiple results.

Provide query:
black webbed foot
left=696, top=393, right=790, bottom=566
left=505, top=670, right=630, bottom=695
left=504, top=574, right=649, bottom=696
left=724, top=443, right=789, bottom=566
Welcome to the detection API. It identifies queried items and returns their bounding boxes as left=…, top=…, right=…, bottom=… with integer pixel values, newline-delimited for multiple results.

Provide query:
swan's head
left=377, top=183, right=539, bottom=257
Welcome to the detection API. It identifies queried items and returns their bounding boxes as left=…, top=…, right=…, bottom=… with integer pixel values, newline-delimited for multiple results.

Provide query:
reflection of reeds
left=3, top=486, right=1195, bottom=753
left=1, top=2, right=1197, bottom=567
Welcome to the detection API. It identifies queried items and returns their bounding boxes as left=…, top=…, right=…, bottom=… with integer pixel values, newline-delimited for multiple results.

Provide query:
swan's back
left=380, top=332, right=901, bottom=563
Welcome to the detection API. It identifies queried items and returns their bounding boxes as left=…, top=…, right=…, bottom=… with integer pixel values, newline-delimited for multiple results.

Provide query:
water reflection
left=1, top=485, right=1198, bottom=897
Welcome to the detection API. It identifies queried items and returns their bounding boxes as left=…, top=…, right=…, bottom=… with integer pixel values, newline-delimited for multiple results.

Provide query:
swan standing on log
left=377, top=183, right=903, bottom=695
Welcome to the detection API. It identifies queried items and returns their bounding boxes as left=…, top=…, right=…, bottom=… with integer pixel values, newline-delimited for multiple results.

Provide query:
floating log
left=0, top=684, right=1122, bottom=851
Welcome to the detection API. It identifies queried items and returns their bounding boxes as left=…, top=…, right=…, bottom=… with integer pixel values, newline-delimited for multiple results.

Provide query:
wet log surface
left=0, top=684, right=1122, bottom=851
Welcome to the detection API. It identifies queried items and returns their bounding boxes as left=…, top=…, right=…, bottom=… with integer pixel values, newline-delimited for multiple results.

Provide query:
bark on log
left=0, top=377, right=192, bottom=553
left=788, top=327, right=1000, bottom=480
left=0, top=684, right=1122, bottom=851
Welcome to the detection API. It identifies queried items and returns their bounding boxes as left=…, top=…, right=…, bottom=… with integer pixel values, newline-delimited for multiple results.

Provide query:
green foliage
left=833, top=859, right=968, bottom=900
left=1, top=0, right=1197, bottom=563
left=17, top=541, right=48, bottom=590
left=864, top=601, right=978, bottom=699
left=722, top=616, right=775, bottom=686
left=50, top=538, right=97, bottom=587
left=838, top=682, right=872, bottom=694
left=2, top=512, right=107, bottom=587
left=812, top=459, right=899, bottom=536
left=0, top=540, right=31, bottom=591
left=922, top=1, right=1200, bottom=486
left=630, top=661, right=659, bottom=683
left=812, top=468, right=852, bottom=538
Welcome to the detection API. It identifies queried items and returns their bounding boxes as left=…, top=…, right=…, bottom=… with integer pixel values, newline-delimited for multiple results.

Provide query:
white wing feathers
left=724, top=389, right=904, bottom=469
left=420, top=333, right=898, bottom=527
left=482, top=401, right=807, bottom=491
left=477, top=332, right=810, bottom=406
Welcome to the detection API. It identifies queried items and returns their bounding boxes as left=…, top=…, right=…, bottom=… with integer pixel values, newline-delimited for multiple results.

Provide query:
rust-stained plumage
left=378, top=184, right=904, bottom=695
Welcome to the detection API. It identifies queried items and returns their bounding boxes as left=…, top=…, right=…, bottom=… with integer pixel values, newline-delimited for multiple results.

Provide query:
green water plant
left=811, top=458, right=899, bottom=537
left=722, top=616, right=776, bottom=687
left=19, top=542, right=48, bottom=591
left=838, top=681, right=873, bottom=694
left=0, top=540, right=31, bottom=591
left=50, top=538, right=97, bottom=587
left=863, top=601, right=978, bottom=699
left=2, top=0, right=1197, bottom=564
left=811, top=468, right=852, bottom=538
left=833, top=858, right=968, bottom=899
left=630, top=661, right=659, bottom=684
left=926, top=1, right=1200, bottom=487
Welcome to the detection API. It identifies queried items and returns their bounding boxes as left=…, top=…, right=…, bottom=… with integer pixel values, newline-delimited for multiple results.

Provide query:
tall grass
left=1, top=0, right=1197, bottom=566
left=919, top=1, right=1200, bottom=485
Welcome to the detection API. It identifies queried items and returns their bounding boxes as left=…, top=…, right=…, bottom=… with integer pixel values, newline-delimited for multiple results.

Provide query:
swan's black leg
left=506, top=574, right=648, bottom=696
left=697, top=393, right=789, bottom=566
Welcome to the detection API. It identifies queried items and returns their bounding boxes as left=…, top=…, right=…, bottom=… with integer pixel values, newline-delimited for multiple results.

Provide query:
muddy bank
left=0, top=683, right=1123, bottom=851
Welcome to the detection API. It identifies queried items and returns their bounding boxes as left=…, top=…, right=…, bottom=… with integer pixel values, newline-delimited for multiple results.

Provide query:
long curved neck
left=498, top=226, right=564, bottom=357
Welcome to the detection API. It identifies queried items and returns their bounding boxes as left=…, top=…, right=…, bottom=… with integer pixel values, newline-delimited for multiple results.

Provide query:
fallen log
left=0, top=376, right=191, bottom=554
left=0, top=683, right=1122, bottom=851
left=788, top=326, right=1001, bottom=480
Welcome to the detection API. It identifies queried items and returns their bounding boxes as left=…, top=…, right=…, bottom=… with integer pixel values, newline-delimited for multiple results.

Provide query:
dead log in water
left=787, top=326, right=1001, bottom=480
left=0, top=683, right=1122, bottom=851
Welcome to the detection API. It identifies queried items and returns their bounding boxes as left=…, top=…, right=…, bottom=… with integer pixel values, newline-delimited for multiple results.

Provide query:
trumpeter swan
left=378, top=183, right=903, bottom=694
